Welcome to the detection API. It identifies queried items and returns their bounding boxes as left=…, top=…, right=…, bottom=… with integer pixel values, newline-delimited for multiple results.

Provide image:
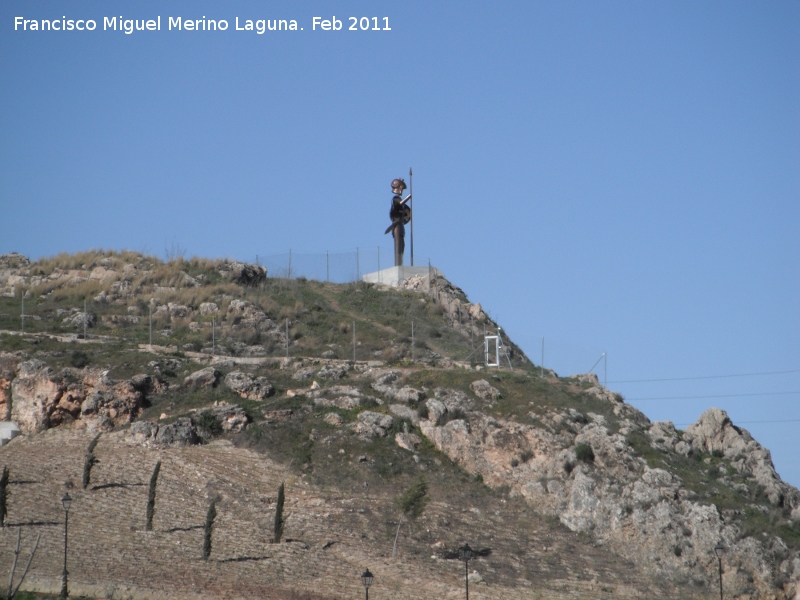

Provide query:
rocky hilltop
left=0, top=250, right=798, bottom=599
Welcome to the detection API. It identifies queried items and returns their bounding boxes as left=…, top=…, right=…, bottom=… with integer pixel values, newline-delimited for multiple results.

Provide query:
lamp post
left=458, top=543, right=474, bottom=600
left=361, top=568, right=373, bottom=600
left=714, top=542, right=725, bottom=600
left=60, top=493, right=72, bottom=599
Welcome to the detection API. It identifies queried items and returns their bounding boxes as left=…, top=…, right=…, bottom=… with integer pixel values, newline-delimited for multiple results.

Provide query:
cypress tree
left=273, top=482, right=285, bottom=543
left=82, top=433, right=102, bottom=489
left=0, top=466, right=8, bottom=527
left=145, top=461, right=161, bottom=531
left=202, top=499, right=217, bottom=560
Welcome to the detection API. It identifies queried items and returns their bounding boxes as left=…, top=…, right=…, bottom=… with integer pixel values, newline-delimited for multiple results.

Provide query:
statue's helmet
left=391, top=178, right=407, bottom=192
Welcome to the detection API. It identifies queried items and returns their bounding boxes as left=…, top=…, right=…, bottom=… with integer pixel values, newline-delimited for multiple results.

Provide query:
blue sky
left=1, top=1, right=798, bottom=486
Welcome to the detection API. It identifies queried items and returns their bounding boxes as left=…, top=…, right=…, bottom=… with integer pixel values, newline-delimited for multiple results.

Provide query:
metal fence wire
left=256, top=248, right=390, bottom=283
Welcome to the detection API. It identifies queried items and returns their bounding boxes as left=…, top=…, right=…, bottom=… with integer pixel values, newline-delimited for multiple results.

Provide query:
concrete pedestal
left=0, top=422, right=20, bottom=446
left=362, top=265, right=442, bottom=288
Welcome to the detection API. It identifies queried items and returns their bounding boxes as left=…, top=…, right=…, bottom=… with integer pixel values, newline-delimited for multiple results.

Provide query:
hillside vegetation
left=0, top=250, right=798, bottom=599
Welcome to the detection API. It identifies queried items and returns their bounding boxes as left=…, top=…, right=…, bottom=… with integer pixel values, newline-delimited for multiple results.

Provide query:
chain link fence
left=255, top=248, right=414, bottom=283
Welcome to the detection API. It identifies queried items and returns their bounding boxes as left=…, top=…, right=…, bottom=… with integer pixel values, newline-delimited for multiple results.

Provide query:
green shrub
left=70, top=350, right=90, bottom=368
left=520, top=450, right=533, bottom=463
left=575, top=443, right=594, bottom=463
left=397, top=476, right=428, bottom=519
left=510, top=458, right=519, bottom=468
left=197, top=411, right=222, bottom=437
left=416, top=403, right=429, bottom=420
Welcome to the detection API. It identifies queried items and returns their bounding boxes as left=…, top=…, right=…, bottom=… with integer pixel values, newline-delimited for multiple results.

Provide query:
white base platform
left=0, top=422, right=20, bottom=446
left=362, top=265, right=442, bottom=288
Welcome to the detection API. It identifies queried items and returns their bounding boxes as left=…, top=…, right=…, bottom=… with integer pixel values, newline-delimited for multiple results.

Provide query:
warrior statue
left=384, top=178, right=412, bottom=266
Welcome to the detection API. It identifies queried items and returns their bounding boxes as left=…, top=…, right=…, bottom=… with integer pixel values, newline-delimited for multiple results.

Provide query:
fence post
left=21, top=294, right=24, bottom=334
left=541, top=337, right=544, bottom=378
left=288, top=249, right=292, bottom=279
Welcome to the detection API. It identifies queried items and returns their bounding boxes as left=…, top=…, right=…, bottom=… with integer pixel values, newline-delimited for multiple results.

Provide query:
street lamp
left=361, top=568, right=373, bottom=600
left=458, top=543, right=474, bottom=600
left=714, top=542, right=725, bottom=600
left=60, top=493, right=72, bottom=599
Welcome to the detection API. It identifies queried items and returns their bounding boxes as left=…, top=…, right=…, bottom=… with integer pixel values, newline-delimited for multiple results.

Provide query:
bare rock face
left=10, top=361, right=146, bottom=433
left=184, top=367, right=220, bottom=389
left=418, top=402, right=800, bottom=598
left=224, top=371, right=275, bottom=400
left=0, top=354, right=19, bottom=421
left=686, top=408, right=800, bottom=513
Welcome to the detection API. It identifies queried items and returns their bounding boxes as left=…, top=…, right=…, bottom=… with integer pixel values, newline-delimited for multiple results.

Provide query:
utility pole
left=409, top=166, right=414, bottom=266
left=21, top=294, right=24, bottom=334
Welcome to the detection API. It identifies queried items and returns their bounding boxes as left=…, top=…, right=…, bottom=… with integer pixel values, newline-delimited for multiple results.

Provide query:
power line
left=674, top=419, right=800, bottom=427
left=629, top=391, right=800, bottom=402
left=608, top=369, right=800, bottom=384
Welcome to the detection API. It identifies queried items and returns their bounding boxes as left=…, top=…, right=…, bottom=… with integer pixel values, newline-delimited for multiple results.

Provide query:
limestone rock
left=220, top=262, right=267, bottom=286
left=199, top=302, right=219, bottom=315
left=324, top=413, right=344, bottom=426
left=224, top=371, right=275, bottom=400
left=388, top=404, right=420, bottom=425
left=351, top=411, right=393, bottom=438
left=129, top=420, right=159, bottom=443
left=184, top=367, right=220, bottom=389
left=470, top=379, right=501, bottom=401
left=155, top=417, right=199, bottom=446
left=11, top=361, right=145, bottom=433
left=395, top=431, right=421, bottom=452
left=392, top=386, right=424, bottom=403
left=61, top=311, right=96, bottom=329
left=686, top=407, right=798, bottom=509
left=202, top=404, right=249, bottom=433
left=318, top=364, right=348, bottom=380
left=293, top=367, right=317, bottom=381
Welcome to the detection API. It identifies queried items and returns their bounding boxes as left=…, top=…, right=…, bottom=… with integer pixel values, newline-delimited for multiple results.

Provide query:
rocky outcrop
left=470, top=379, right=501, bottom=401
left=10, top=361, right=147, bottom=433
left=417, top=394, right=800, bottom=599
left=224, top=371, right=275, bottom=400
left=685, top=408, right=800, bottom=515
left=184, top=367, right=220, bottom=389
left=352, top=410, right=394, bottom=439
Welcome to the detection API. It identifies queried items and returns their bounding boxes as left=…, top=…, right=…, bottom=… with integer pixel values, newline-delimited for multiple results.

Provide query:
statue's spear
left=409, top=166, right=414, bottom=266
